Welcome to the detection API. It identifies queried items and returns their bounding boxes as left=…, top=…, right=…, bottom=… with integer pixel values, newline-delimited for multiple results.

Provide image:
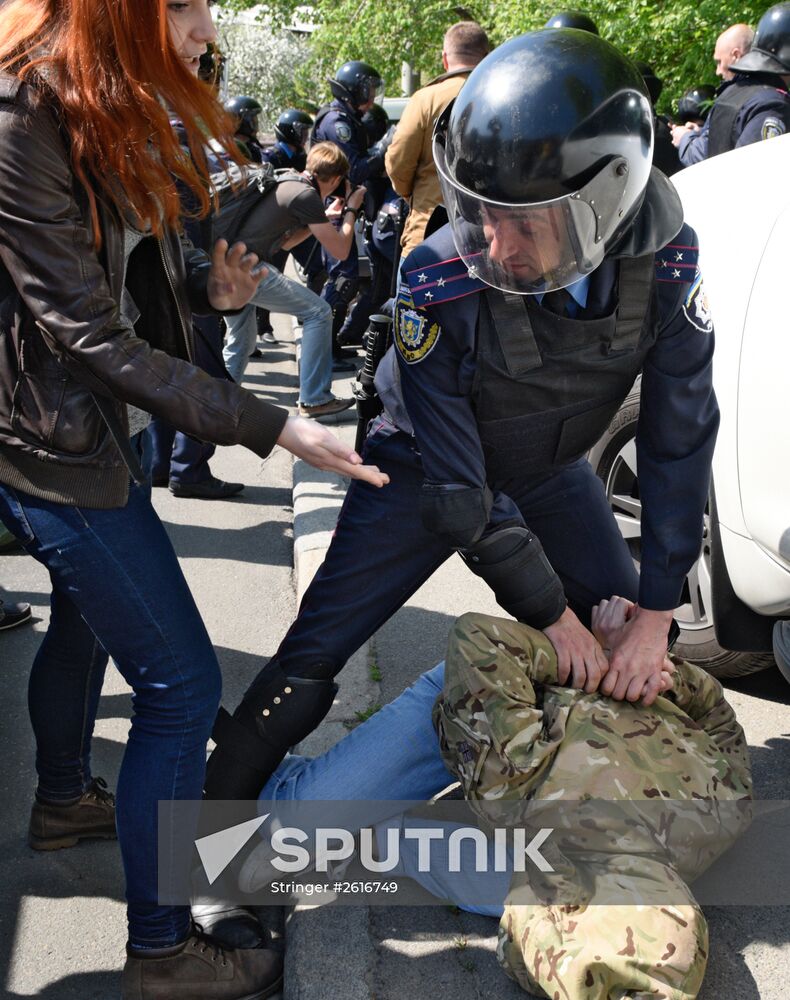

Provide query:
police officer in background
left=224, top=94, right=266, bottom=162
left=672, top=4, right=790, bottom=162
left=204, top=29, right=719, bottom=800
left=312, top=61, right=391, bottom=370
left=261, top=108, right=314, bottom=171
left=634, top=60, right=681, bottom=175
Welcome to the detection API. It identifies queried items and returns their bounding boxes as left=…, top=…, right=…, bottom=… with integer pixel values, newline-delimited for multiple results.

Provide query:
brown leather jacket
left=0, top=74, right=287, bottom=509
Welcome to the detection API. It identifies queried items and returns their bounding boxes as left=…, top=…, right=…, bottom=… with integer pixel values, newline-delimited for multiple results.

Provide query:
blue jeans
left=260, top=664, right=509, bottom=916
left=0, top=437, right=221, bottom=948
left=223, top=264, right=334, bottom=405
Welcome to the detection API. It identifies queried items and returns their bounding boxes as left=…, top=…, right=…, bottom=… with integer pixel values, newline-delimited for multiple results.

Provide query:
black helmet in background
left=677, top=85, right=716, bottom=123
left=730, top=2, right=790, bottom=74
left=433, top=29, right=653, bottom=294
left=224, top=95, right=262, bottom=138
left=544, top=10, right=599, bottom=33
left=328, top=61, right=384, bottom=109
left=274, top=109, right=313, bottom=148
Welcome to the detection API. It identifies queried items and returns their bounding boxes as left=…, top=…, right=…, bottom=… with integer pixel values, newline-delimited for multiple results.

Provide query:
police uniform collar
left=332, top=97, right=363, bottom=121
left=609, top=168, right=684, bottom=260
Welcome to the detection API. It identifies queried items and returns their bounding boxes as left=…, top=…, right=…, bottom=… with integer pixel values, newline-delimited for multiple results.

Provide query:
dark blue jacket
left=384, top=223, right=719, bottom=612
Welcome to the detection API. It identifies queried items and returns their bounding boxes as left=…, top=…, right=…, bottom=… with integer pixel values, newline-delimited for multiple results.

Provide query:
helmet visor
left=434, top=139, right=630, bottom=295
left=367, top=77, right=385, bottom=103
left=292, top=121, right=311, bottom=146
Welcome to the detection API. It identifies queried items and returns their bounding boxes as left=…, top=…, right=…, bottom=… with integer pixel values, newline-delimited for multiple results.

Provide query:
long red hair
left=0, top=0, right=241, bottom=243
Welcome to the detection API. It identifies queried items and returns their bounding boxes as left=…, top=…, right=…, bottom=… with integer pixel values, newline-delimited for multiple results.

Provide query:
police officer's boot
left=204, top=662, right=338, bottom=800
left=330, top=306, right=356, bottom=369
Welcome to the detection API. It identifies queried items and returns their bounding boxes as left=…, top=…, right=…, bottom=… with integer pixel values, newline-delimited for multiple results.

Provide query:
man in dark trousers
left=205, top=29, right=719, bottom=799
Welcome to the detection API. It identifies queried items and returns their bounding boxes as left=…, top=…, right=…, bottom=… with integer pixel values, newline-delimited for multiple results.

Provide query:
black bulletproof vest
left=472, top=254, right=657, bottom=482
left=707, top=82, right=772, bottom=157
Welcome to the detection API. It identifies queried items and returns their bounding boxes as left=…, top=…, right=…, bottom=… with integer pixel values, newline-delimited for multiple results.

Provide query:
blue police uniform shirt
left=313, top=99, right=381, bottom=186
left=679, top=75, right=790, bottom=164
left=378, top=222, right=719, bottom=613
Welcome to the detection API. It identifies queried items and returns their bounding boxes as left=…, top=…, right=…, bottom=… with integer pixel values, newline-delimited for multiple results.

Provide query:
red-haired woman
left=0, top=1, right=387, bottom=996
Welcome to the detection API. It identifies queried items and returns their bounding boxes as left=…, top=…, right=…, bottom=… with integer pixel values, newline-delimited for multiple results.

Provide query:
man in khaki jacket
left=385, top=21, right=489, bottom=256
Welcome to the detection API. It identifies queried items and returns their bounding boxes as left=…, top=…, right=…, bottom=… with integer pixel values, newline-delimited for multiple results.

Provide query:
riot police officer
left=261, top=108, right=313, bottom=172
left=205, top=29, right=719, bottom=800
left=224, top=94, right=266, bottom=162
left=672, top=3, right=790, bottom=162
left=313, top=61, right=390, bottom=369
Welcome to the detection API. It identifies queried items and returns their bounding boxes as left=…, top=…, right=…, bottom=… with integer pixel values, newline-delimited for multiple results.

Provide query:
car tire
left=589, top=392, right=774, bottom=680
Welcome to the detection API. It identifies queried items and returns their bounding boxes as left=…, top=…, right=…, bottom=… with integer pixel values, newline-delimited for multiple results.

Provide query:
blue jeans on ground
left=223, top=264, right=333, bottom=405
left=260, top=663, right=509, bottom=916
left=0, top=435, right=221, bottom=947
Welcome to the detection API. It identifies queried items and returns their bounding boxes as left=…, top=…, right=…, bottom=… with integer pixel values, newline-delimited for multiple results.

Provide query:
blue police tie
left=543, top=287, right=578, bottom=318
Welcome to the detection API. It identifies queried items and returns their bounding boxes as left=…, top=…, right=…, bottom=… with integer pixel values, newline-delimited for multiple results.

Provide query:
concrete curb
left=285, top=326, right=379, bottom=1000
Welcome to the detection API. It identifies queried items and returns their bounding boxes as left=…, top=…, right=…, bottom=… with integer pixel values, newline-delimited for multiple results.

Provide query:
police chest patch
left=395, top=285, right=441, bottom=363
left=683, top=269, right=713, bottom=333
left=761, top=116, right=786, bottom=140
left=334, top=121, right=353, bottom=143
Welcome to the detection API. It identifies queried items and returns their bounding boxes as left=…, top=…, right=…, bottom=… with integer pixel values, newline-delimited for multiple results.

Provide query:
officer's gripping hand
left=276, top=417, right=390, bottom=487
left=599, top=604, right=675, bottom=706
left=543, top=607, right=609, bottom=694
left=207, top=239, right=266, bottom=311
left=592, top=597, right=674, bottom=698
left=670, top=121, right=699, bottom=148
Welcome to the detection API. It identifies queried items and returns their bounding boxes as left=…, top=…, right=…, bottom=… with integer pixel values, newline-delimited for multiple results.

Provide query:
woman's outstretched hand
left=207, top=239, right=267, bottom=311
left=276, top=417, right=390, bottom=487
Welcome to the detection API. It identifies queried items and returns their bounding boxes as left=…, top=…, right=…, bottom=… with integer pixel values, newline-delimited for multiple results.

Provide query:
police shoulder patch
left=761, top=115, right=786, bottom=140
left=334, top=120, right=353, bottom=143
left=395, top=284, right=441, bottom=364
left=682, top=268, right=713, bottom=333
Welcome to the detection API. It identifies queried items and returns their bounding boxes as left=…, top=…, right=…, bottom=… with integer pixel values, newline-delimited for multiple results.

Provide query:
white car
left=589, top=135, right=790, bottom=678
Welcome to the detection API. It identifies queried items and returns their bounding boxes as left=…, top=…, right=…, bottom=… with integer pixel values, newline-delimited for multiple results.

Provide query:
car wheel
left=591, top=399, right=774, bottom=679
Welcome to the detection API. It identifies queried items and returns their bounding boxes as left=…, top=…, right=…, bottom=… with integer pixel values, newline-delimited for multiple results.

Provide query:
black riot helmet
left=677, top=85, right=716, bottom=123
left=432, top=29, right=653, bottom=295
left=361, top=102, right=390, bottom=143
left=274, top=108, right=313, bottom=148
left=224, top=95, right=262, bottom=139
left=544, top=10, right=599, bottom=33
left=328, top=61, right=384, bottom=109
left=730, top=2, right=790, bottom=75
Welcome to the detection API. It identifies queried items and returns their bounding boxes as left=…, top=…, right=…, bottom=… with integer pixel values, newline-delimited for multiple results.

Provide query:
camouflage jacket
left=433, top=613, right=752, bottom=1000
